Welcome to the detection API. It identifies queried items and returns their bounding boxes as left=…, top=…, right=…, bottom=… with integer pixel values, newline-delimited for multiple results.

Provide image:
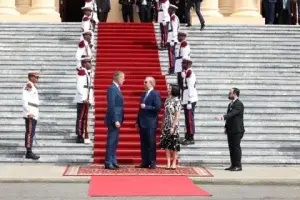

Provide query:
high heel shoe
left=170, top=165, right=176, bottom=170
left=165, top=165, right=171, bottom=170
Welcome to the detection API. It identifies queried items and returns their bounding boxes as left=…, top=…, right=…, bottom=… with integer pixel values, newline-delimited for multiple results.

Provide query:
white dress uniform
left=74, top=67, right=94, bottom=104
left=182, top=67, right=197, bottom=143
left=157, top=0, right=170, bottom=48
left=174, top=40, right=191, bottom=73
left=182, top=68, right=198, bottom=105
left=22, top=81, right=39, bottom=120
left=75, top=38, right=92, bottom=68
left=157, top=0, right=170, bottom=24
left=81, top=14, right=95, bottom=47
left=167, top=13, right=179, bottom=43
left=84, top=0, right=99, bottom=23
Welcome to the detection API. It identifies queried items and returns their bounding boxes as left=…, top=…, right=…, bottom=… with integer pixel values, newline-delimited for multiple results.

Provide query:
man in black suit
left=136, top=0, right=153, bottom=22
left=96, top=0, right=111, bottom=22
left=276, top=0, right=293, bottom=24
left=216, top=88, right=245, bottom=172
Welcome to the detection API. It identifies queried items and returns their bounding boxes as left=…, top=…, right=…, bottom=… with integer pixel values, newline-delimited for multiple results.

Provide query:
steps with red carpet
left=93, top=23, right=167, bottom=164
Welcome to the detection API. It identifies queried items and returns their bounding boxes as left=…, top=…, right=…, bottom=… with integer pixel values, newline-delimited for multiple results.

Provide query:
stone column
left=16, top=0, right=31, bottom=14
left=219, top=0, right=233, bottom=16
left=0, top=0, right=20, bottom=15
left=201, top=0, right=223, bottom=17
left=26, top=0, right=60, bottom=21
left=230, top=0, right=261, bottom=17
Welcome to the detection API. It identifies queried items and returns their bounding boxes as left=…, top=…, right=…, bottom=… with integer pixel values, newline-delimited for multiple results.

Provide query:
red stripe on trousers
left=188, top=110, right=194, bottom=135
left=27, top=118, right=32, bottom=148
left=78, top=104, right=86, bottom=136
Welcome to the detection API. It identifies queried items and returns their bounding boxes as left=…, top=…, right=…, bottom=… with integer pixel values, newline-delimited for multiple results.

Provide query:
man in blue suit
left=104, top=71, right=125, bottom=170
left=135, top=77, right=162, bottom=169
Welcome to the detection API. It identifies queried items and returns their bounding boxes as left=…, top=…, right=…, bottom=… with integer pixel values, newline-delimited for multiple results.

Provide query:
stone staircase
left=155, top=25, right=300, bottom=165
left=0, top=23, right=94, bottom=163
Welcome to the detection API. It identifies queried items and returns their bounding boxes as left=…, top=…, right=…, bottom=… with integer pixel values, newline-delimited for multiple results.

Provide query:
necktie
left=283, top=0, right=287, bottom=9
left=143, top=91, right=149, bottom=103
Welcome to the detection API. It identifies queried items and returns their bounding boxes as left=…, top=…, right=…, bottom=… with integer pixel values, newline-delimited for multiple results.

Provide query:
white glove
left=170, top=40, right=174, bottom=46
left=162, top=21, right=166, bottom=26
left=181, top=71, right=186, bottom=78
left=187, top=103, right=192, bottom=110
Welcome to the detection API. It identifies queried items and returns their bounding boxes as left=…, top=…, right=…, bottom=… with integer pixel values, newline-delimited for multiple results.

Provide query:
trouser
left=167, top=42, right=177, bottom=72
left=99, top=12, right=109, bottom=22
left=25, top=118, right=37, bottom=151
left=177, top=72, right=183, bottom=98
left=140, top=5, right=152, bottom=22
left=159, top=22, right=169, bottom=48
left=139, top=128, right=157, bottom=167
left=183, top=102, right=196, bottom=140
left=227, top=133, right=243, bottom=168
left=267, top=2, right=276, bottom=24
left=279, top=9, right=291, bottom=25
left=122, top=5, right=134, bottom=22
left=105, top=125, right=120, bottom=166
left=76, top=103, right=89, bottom=138
left=186, top=0, right=205, bottom=25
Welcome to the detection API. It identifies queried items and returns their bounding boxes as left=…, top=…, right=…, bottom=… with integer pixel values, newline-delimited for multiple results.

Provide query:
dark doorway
left=60, top=0, right=85, bottom=22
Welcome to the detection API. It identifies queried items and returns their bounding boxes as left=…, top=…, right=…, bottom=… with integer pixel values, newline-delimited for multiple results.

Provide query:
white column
left=0, top=0, right=20, bottom=15
left=230, top=0, right=261, bottom=17
left=27, top=0, right=59, bottom=15
left=218, top=0, right=234, bottom=16
left=16, top=0, right=31, bottom=14
left=25, top=0, right=60, bottom=21
left=201, top=0, right=223, bottom=17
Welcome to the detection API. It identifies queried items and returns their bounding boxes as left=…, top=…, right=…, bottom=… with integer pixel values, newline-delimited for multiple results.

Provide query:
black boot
left=26, top=149, right=40, bottom=160
left=200, top=23, right=205, bottom=31
left=76, top=136, right=84, bottom=143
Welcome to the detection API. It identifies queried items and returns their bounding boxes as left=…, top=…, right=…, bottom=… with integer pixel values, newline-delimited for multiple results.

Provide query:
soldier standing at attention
left=167, top=4, right=180, bottom=74
left=83, top=0, right=99, bottom=24
left=76, top=30, right=92, bottom=68
left=174, top=31, right=190, bottom=95
left=181, top=57, right=198, bottom=145
left=119, top=0, right=135, bottom=22
left=81, top=6, right=95, bottom=47
left=157, top=0, right=170, bottom=49
left=22, top=72, right=40, bottom=160
left=74, top=56, right=94, bottom=144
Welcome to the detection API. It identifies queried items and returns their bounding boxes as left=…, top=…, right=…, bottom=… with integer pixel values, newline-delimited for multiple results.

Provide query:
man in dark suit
left=267, top=0, right=277, bottom=24
left=136, top=77, right=162, bottom=169
left=216, top=88, right=245, bottom=172
left=96, top=0, right=111, bottom=22
left=104, top=71, right=125, bottom=170
left=276, top=0, right=294, bottom=24
left=119, top=0, right=135, bottom=22
left=136, top=0, right=153, bottom=22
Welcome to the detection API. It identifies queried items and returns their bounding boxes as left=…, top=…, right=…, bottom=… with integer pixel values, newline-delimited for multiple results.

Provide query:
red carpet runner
left=94, top=23, right=168, bottom=164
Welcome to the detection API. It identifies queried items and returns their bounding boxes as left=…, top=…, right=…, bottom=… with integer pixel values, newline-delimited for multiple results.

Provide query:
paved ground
left=0, top=163, right=300, bottom=185
left=1, top=183, right=300, bottom=200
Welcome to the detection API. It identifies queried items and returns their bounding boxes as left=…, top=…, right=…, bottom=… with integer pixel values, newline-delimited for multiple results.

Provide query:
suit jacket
left=276, top=0, right=292, bottom=13
left=136, top=90, right=162, bottom=129
left=105, top=83, right=124, bottom=126
left=136, top=0, right=154, bottom=6
left=224, top=99, right=245, bottom=134
left=96, top=0, right=111, bottom=13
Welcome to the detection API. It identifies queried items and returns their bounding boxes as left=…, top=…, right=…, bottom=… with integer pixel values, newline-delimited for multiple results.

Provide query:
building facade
left=0, top=0, right=264, bottom=24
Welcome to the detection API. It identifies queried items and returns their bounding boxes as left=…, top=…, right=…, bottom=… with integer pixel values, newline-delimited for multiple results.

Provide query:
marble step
left=0, top=156, right=93, bottom=163
left=178, top=156, right=300, bottom=164
left=179, top=149, right=300, bottom=156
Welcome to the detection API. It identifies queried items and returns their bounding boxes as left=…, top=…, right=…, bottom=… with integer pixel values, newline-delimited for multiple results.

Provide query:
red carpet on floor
left=94, top=23, right=168, bottom=164
left=88, top=176, right=212, bottom=197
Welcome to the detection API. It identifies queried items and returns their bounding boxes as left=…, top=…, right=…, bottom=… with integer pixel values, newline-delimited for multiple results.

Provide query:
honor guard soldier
left=119, top=0, right=135, bottom=22
left=22, top=72, right=40, bottom=160
left=174, top=31, right=190, bottom=95
left=76, top=30, right=92, bottom=68
left=83, top=0, right=99, bottom=24
left=81, top=6, right=95, bottom=46
left=167, top=4, right=179, bottom=74
left=157, top=0, right=170, bottom=49
left=181, top=57, right=198, bottom=145
left=74, top=56, right=94, bottom=144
